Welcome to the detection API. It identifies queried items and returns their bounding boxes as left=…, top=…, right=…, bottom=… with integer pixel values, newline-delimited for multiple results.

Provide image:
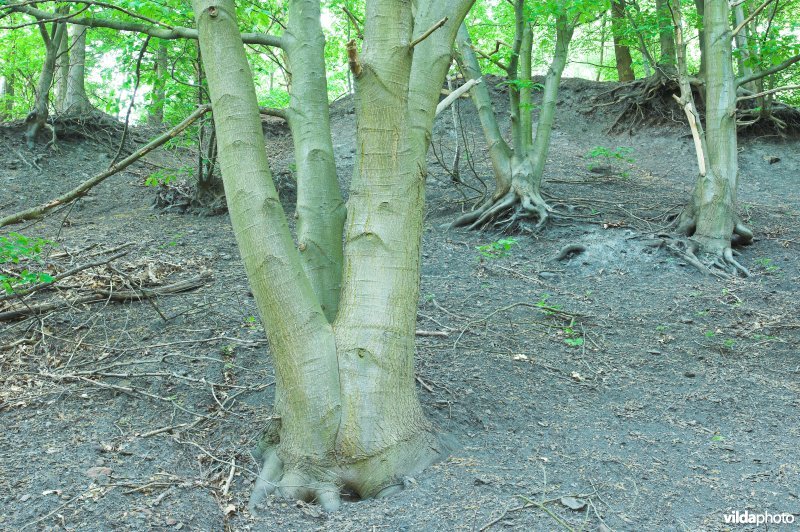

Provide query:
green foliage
left=755, top=257, right=780, bottom=273
left=534, top=293, right=562, bottom=315
left=476, top=237, right=517, bottom=259
left=0, top=233, right=54, bottom=294
left=145, top=165, right=194, bottom=187
left=586, top=146, right=635, bottom=177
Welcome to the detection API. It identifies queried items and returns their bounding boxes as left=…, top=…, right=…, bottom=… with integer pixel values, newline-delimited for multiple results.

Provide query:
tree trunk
left=655, top=0, right=676, bottom=71
left=282, top=0, right=345, bottom=321
left=148, top=40, right=168, bottom=126
left=26, top=20, right=67, bottom=148
left=673, top=0, right=752, bottom=275
left=731, top=3, right=757, bottom=93
left=452, top=11, right=573, bottom=231
left=64, top=24, right=93, bottom=114
left=0, top=76, right=12, bottom=120
left=611, top=0, right=635, bottom=81
left=55, top=28, right=69, bottom=112
left=693, top=0, right=706, bottom=78
left=193, top=0, right=473, bottom=511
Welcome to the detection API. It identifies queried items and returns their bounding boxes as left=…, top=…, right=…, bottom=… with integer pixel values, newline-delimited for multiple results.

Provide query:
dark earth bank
left=1, top=76, right=798, bottom=531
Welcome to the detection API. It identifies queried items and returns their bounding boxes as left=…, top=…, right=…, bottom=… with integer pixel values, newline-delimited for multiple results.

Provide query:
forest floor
left=1, top=77, right=799, bottom=531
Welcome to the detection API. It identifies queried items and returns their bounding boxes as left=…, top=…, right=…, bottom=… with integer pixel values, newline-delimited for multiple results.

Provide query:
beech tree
left=670, top=0, right=753, bottom=275
left=192, top=0, right=474, bottom=510
left=451, top=1, right=580, bottom=230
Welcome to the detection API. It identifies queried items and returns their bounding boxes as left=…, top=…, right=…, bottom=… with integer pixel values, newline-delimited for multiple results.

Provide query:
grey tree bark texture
left=672, top=0, right=753, bottom=276
left=26, top=19, right=67, bottom=148
left=192, top=0, right=474, bottom=511
left=451, top=5, right=575, bottom=231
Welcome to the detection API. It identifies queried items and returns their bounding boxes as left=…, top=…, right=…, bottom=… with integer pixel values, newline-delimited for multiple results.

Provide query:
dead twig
left=0, top=272, right=211, bottom=321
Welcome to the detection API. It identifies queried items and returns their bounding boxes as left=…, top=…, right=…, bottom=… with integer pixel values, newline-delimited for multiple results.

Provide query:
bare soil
left=1, top=77, right=799, bottom=531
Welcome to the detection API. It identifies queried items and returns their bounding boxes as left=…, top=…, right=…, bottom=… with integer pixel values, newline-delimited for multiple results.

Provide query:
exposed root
left=555, top=244, right=586, bottom=261
left=249, top=448, right=342, bottom=512
left=587, top=73, right=687, bottom=134
left=450, top=188, right=552, bottom=233
left=248, top=429, right=453, bottom=513
left=655, top=235, right=751, bottom=278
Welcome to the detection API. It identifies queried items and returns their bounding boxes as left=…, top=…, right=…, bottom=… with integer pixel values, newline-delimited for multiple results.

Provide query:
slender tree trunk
left=732, top=3, right=756, bottom=92
left=694, top=0, right=706, bottom=78
left=0, top=77, right=12, bottom=120
left=611, top=0, right=635, bottom=81
left=655, top=0, right=676, bottom=71
left=283, top=0, right=345, bottom=321
left=26, top=20, right=67, bottom=148
left=55, top=28, right=69, bottom=112
left=452, top=12, right=573, bottom=230
left=64, top=24, right=92, bottom=113
left=148, top=40, right=168, bottom=126
left=673, top=0, right=752, bottom=274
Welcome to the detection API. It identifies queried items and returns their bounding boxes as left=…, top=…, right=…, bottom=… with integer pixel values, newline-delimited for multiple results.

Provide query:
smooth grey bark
left=611, top=0, right=635, bottom=81
left=26, top=19, right=67, bottom=148
left=282, top=0, right=345, bottom=321
left=63, top=24, right=93, bottom=114
left=55, top=28, right=69, bottom=111
left=452, top=9, right=574, bottom=230
left=193, top=0, right=473, bottom=511
left=672, top=0, right=752, bottom=275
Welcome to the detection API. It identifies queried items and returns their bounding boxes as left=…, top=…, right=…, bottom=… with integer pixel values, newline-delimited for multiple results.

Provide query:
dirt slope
left=1, top=77, right=798, bottom=531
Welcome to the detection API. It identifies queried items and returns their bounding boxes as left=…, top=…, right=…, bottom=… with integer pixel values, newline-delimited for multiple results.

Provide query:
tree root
left=450, top=186, right=552, bottom=232
left=555, top=244, right=586, bottom=261
left=249, top=448, right=342, bottom=512
left=587, top=73, right=693, bottom=134
left=654, top=236, right=750, bottom=278
left=248, top=429, right=452, bottom=513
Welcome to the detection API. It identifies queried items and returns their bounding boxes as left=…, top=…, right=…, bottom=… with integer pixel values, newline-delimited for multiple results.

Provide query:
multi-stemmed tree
left=451, top=1, right=581, bottom=231
left=192, top=0, right=474, bottom=510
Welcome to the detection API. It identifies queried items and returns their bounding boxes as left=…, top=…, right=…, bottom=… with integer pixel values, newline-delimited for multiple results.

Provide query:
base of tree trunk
left=655, top=208, right=754, bottom=277
left=451, top=159, right=552, bottom=232
left=248, top=427, right=451, bottom=512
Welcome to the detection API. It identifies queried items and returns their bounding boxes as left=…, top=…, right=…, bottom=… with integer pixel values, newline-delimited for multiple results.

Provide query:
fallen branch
left=436, top=78, right=479, bottom=116
left=0, top=249, right=130, bottom=303
left=40, top=372, right=211, bottom=419
left=0, top=272, right=211, bottom=321
left=0, top=105, right=210, bottom=227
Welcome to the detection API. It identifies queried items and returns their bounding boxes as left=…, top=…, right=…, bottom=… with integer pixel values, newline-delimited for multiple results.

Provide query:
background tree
left=451, top=0, right=582, bottom=231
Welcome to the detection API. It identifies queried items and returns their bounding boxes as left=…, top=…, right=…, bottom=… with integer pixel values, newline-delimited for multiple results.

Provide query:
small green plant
left=562, top=320, right=584, bottom=347
left=0, top=233, right=55, bottom=294
left=145, top=165, right=195, bottom=187
left=534, top=293, right=562, bottom=315
left=710, top=433, right=725, bottom=442
left=476, top=237, right=517, bottom=259
left=756, top=257, right=779, bottom=272
left=586, top=146, right=635, bottom=177
left=159, top=233, right=185, bottom=249
left=704, top=330, right=716, bottom=339
left=722, top=338, right=736, bottom=349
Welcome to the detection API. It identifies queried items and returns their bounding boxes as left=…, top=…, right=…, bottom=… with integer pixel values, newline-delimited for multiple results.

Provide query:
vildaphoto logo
left=723, top=510, right=795, bottom=525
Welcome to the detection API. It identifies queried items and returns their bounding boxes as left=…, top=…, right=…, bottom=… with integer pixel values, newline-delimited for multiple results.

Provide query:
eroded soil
left=1, top=77, right=798, bottom=531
